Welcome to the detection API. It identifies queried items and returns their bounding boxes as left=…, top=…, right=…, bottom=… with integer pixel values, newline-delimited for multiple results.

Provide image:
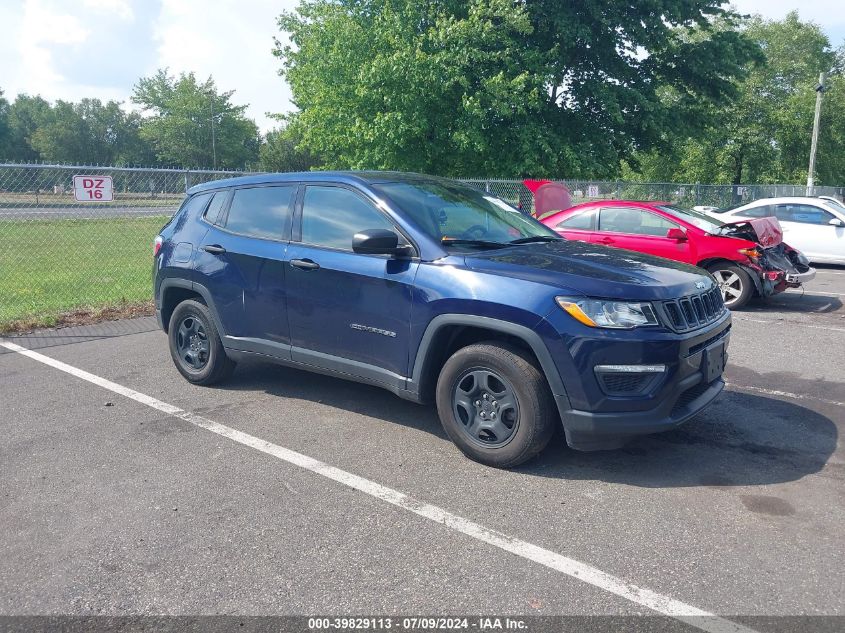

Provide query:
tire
left=435, top=342, right=557, bottom=468
left=168, top=299, right=235, bottom=385
left=707, top=263, right=754, bottom=309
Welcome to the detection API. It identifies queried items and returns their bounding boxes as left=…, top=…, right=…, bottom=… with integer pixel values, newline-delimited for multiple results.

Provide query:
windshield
left=373, top=180, right=559, bottom=247
left=657, top=205, right=726, bottom=232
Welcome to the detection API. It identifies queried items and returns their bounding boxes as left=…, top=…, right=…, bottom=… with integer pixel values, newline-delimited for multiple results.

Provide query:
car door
left=773, top=203, right=844, bottom=261
left=285, top=184, right=419, bottom=387
left=548, top=208, right=597, bottom=243
left=193, top=184, right=296, bottom=352
left=594, top=206, right=692, bottom=262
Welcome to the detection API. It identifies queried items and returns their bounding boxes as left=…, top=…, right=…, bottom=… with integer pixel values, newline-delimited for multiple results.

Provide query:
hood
left=463, top=240, right=714, bottom=301
left=717, top=217, right=782, bottom=248
left=523, top=179, right=573, bottom=218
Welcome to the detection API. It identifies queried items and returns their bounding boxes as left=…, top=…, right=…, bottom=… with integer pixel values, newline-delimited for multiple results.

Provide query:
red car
left=528, top=183, right=815, bottom=309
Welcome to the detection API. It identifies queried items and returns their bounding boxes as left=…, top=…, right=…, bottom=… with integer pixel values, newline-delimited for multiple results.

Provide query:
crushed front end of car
left=717, top=217, right=816, bottom=297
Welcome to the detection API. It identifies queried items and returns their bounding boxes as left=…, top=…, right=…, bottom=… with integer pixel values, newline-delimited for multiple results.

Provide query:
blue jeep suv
left=153, top=172, right=730, bottom=467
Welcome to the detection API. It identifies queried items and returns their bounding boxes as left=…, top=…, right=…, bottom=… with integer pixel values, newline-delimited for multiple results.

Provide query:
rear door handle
left=201, top=244, right=226, bottom=254
left=290, top=258, right=320, bottom=271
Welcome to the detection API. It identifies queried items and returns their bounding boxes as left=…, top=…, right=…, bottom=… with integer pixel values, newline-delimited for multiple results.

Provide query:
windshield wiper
left=440, top=237, right=508, bottom=249
left=508, top=235, right=562, bottom=244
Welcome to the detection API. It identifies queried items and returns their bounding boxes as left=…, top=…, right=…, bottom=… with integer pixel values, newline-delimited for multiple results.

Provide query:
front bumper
left=785, top=268, right=816, bottom=284
left=547, top=315, right=731, bottom=451
left=559, top=376, right=724, bottom=451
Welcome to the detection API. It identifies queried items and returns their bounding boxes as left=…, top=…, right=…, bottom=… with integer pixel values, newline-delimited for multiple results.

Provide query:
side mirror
left=666, top=227, right=688, bottom=241
left=352, top=228, right=408, bottom=256
left=829, top=218, right=844, bottom=227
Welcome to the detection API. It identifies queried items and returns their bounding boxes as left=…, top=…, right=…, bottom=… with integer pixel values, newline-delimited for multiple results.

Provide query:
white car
left=711, top=197, right=845, bottom=265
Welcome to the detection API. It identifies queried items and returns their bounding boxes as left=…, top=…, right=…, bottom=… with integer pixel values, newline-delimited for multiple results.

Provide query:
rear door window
left=224, top=185, right=295, bottom=240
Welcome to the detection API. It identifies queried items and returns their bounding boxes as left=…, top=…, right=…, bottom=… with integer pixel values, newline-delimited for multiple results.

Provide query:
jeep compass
left=153, top=172, right=730, bottom=467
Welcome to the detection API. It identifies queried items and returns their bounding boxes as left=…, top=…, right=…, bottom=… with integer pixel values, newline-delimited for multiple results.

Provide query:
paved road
left=0, top=206, right=177, bottom=220
left=0, top=268, right=843, bottom=629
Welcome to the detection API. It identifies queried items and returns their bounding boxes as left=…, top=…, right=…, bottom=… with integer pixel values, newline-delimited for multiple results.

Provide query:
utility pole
left=807, top=72, right=826, bottom=194
left=210, top=92, right=217, bottom=170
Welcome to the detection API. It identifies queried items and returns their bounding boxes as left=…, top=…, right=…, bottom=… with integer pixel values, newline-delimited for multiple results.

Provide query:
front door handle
left=597, top=237, right=615, bottom=244
left=290, top=258, right=320, bottom=271
left=201, top=244, right=226, bottom=254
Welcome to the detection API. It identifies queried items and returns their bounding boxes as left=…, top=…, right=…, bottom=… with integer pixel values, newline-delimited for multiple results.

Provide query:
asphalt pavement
left=1, top=267, right=843, bottom=630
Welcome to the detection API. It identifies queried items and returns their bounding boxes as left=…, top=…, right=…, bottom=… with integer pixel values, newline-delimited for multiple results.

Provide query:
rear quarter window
left=555, top=210, right=594, bottom=230
left=740, top=205, right=772, bottom=218
left=161, top=192, right=212, bottom=232
left=203, top=190, right=231, bottom=225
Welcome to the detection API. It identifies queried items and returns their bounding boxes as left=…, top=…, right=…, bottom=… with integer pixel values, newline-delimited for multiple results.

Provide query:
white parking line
left=733, top=316, right=845, bottom=333
left=784, top=289, right=845, bottom=298
left=0, top=339, right=756, bottom=633
left=726, top=382, right=845, bottom=408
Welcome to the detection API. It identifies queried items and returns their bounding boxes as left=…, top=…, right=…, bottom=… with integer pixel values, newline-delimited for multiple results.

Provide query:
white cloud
left=153, top=0, right=297, bottom=132
left=81, top=0, right=134, bottom=21
left=16, top=0, right=91, bottom=92
left=2, top=0, right=296, bottom=131
left=1, top=0, right=841, bottom=139
left=730, top=1, right=845, bottom=44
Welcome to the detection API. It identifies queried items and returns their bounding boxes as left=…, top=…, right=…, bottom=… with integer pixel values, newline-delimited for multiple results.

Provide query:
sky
left=0, top=0, right=843, bottom=134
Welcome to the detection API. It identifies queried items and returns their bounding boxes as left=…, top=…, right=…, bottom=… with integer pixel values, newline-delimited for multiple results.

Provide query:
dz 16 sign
left=73, top=175, right=114, bottom=202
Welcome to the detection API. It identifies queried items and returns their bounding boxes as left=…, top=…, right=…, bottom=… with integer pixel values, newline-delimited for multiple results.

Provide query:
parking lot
left=1, top=268, right=843, bottom=631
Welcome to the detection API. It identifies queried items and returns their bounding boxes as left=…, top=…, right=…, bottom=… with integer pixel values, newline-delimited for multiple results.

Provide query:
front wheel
left=435, top=342, right=556, bottom=468
left=707, top=263, right=753, bottom=309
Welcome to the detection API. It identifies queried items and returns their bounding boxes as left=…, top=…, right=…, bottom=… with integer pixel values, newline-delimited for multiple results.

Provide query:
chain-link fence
left=461, top=178, right=845, bottom=217
left=2, top=163, right=843, bottom=329
left=0, top=163, right=252, bottom=328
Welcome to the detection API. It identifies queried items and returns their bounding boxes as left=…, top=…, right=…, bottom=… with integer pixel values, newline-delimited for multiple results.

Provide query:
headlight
left=556, top=297, right=659, bottom=329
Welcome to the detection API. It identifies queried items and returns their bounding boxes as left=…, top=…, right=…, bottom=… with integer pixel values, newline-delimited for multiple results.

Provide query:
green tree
left=29, top=98, right=153, bottom=165
left=0, top=89, right=9, bottom=160
left=259, top=120, right=321, bottom=172
left=132, top=69, right=260, bottom=169
left=274, top=0, right=758, bottom=177
left=627, top=12, right=843, bottom=185
left=5, top=94, right=52, bottom=162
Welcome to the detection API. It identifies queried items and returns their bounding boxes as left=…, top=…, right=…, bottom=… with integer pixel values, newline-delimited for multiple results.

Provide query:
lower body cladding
left=548, top=314, right=732, bottom=451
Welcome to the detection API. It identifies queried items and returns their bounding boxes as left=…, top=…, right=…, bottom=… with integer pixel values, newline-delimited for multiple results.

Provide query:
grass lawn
left=0, top=215, right=169, bottom=330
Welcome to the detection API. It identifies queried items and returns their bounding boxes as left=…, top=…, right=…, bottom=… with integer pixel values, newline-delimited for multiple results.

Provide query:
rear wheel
left=707, top=263, right=753, bottom=309
left=168, top=299, right=235, bottom=385
left=435, top=342, right=556, bottom=468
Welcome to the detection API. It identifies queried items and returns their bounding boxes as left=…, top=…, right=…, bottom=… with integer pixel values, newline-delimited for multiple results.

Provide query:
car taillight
left=153, top=235, right=163, bottom=257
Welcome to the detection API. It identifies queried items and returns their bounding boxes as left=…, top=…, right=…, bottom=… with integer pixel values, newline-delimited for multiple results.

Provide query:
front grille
left=660, top=286, right=725, bottom=332
left=687, top=324, right=731, bottom=357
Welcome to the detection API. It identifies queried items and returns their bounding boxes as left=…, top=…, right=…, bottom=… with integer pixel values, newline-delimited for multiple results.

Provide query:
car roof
left=186, top=170, right=453, bottom=195
left=738, top=196, right=831, bottom=206
left=565, top=200, right=668, bottom=211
